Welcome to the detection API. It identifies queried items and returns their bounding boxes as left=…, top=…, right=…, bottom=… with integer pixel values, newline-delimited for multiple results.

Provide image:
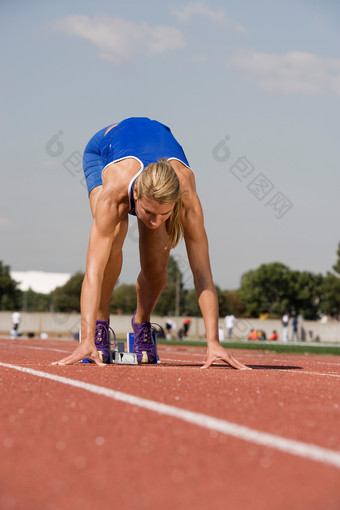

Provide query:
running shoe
left=131, top=311, right=156, bottom=363
left=94, top=319, right=116, bottom=364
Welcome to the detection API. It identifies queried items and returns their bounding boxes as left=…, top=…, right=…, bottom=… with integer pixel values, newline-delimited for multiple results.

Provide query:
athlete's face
left=134, top=193, right=175, bottom=229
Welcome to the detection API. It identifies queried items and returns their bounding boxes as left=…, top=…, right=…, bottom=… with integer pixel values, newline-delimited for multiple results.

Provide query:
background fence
left=1, top=312, right=340, bottom=343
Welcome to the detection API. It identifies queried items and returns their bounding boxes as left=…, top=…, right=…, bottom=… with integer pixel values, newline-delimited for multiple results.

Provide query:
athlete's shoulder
left=171, top=160, right=196, bottom=190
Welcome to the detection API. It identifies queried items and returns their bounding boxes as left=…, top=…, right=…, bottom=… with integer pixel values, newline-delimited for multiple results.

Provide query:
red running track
left=1, top=337, right=340, bottom=510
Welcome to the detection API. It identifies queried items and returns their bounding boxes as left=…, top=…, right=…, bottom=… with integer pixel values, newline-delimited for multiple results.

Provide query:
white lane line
left=285, top=370, right=340, bottom=378
left=316, top=361, right=340, bottom=367
left=273, top=358, right=340, bottom=367
left=0, top=343, right=70, bottom=354
left=20, top=345, right=70, bottom=354
left=1, top=362, right=340, bottom=470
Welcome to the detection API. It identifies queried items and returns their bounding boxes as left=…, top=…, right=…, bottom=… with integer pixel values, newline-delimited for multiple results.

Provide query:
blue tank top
left=98, top=117, right=190, bottom=215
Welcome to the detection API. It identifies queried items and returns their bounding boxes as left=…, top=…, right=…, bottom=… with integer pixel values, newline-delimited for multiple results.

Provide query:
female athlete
left=53, top=117, right=249, bottom=370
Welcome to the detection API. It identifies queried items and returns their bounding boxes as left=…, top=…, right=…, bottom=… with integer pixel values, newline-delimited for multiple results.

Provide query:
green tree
left=166, top=255, right=183, bottom=284
left=154, top=255, right=185, bottom=315
left=24, top=288, right=51, bottom=312
left=154, top=282, right=177, bottom=315
left=182, top=288, right=201, bottom=316
left=51, top=272, right=84, bottom=312
left=110, top=284, right=136, bottom=314
left=238, top=262, right=294, bottom=317
left=291, top=271, right=323, bottom=320
left=0, top=261, right=22, bottom=310
left=238, top=262, right=324, bottom=319
left=214, top=285, right=227, bottom=317
left=319, top=273, right=340, bottom=318
left=109, top=255, right=186, bottom=316
left=221, top=290, right=246, bottom=317
left=318, top=243, right=340, bottom=318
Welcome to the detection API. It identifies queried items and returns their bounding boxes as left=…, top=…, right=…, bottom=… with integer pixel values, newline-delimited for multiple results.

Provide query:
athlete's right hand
left=51, top=339, right=107, bottom=366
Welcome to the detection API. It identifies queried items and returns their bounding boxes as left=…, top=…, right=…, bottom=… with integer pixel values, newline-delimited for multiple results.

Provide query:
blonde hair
left=135, top=159, right=183, bottom=248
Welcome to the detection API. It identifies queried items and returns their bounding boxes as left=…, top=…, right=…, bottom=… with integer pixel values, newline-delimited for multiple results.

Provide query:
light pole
left=175, top=268, right=180, bottom=317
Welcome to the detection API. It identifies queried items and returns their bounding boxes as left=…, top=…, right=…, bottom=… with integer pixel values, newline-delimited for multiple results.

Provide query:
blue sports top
left=98, top=117, right=190, bottom=215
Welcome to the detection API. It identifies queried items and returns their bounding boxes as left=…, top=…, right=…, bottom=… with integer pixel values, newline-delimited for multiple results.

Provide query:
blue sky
left=1, top=0, right=340, bottom=289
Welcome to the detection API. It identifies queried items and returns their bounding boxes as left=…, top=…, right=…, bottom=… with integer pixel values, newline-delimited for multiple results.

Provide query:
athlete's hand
left=202, top=342, right=251, bottom=370
left=51, top=339, right=106, bottom=366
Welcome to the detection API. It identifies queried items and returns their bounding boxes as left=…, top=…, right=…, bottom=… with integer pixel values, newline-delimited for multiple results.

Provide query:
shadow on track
left=243, top=365, right=302, bottom=370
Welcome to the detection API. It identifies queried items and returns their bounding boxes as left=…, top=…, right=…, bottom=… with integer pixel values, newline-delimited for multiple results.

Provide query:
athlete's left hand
left=202, top=342, right=251, bottom=370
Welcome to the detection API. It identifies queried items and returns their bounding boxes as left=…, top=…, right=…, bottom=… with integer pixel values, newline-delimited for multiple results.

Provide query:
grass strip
left=154, top=339, right=340, bottom=356
left=114, top=336, right=340, bottom=356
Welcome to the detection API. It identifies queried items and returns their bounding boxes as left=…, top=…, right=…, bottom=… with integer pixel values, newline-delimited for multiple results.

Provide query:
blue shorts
left=82, top=117, right=190, bottom=197
left=82, top=125, right=112, bottom=196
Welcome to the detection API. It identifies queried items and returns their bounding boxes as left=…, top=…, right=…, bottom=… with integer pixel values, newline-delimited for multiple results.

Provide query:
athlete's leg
left=98, top=217, right=128, bottom=320
left=135, top=219, right=171, bottom=324
left=89, top=186, right=128, bottom=321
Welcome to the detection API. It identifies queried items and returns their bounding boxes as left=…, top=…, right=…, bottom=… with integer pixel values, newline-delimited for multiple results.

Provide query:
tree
left=110, top=255, right=186, bottom=316
left=0, top=261, right=22, bottom=310
left=238, top=262, right=294, bottom=317
left=154, top=282, right=177, bottom=315
left=24, top=288, right=51, bottom=312
left=166, top=255, right=183, bottom=284
left=221, top=290, right=246, bottom=317
left=110, top=284, right=136, bottom=314
left=182, top=288, right=201, bottom=316
left=238, top=262, right=324, bottom=319
left=51, top=272, right=84, bottom=312
left=319, top=273, right=340, bottom=318
left=290, top=271, right=323, bottom=320
left=319, top=242, right=340, bottom=318
left=154, top=255, right=185, bottom=315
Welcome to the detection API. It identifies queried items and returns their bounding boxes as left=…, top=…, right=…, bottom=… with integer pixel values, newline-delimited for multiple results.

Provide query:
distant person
left=258, top=330, right=267, bottom=340
left=165, top=319, right=176, bottom=340
left=224, top=314, right=235, bottom=339
left=183, top=317, right=191, bottom=336
left=11, top=311, right=21, bottom=339
left=247, top=329, right=258, bottom=341
left=52, top=117, right=249, bottom=369
left=282, top=313, right=289, bottom=342
left=179, top=317, right=192, bottom=339
left=269, top=330, right=279, bottom=341
left=291, top=315, right=299, bottom=342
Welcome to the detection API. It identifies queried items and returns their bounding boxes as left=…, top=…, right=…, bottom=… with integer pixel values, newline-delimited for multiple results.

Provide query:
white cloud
left=231, top=50, right=340, bottom=96
left=173, top=2, right=247, bottom=33
left=54, top=15, right=186, bottom=62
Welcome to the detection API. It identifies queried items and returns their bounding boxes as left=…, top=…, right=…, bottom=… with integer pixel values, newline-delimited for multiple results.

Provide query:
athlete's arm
left=180, top=171, right=250, bottom=370
left=52, top=188, right=128, bottom=366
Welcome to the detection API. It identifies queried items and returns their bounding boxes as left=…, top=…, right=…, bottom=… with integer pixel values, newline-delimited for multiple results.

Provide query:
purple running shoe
left=131, top=311, right=156, bottom=363
left=94, top=319, right=116, bottom=364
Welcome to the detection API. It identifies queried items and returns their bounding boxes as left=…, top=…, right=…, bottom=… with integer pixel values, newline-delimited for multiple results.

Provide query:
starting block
left=113, top=351, right=138, bottom=365
left=81, top=331, right=160, bottom=365
left=82, top=342, right=138, bottom=365
left=111, top=340, right=137, bottom=365
left=126, top=332, right=161, bottom=364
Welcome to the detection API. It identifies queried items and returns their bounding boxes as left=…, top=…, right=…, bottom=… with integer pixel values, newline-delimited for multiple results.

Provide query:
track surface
left=1, top=337, right=340, bottom=510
